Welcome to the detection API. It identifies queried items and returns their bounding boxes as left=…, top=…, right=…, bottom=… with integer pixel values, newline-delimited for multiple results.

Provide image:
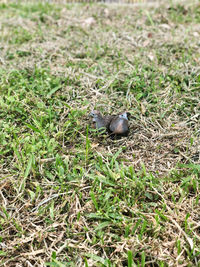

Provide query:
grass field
left=0, top=0, right=200, bottom=266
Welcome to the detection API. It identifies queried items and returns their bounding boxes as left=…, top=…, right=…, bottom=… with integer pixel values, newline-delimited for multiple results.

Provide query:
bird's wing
left=109, top=116, right=120, bottom=132
left=104, top=115, right=117, bottom=128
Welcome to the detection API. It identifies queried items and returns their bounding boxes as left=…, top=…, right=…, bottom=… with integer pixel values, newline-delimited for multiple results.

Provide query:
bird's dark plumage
left=109, top=112, right=129, bottom=135
left=90, top=110, right=130, bottom=136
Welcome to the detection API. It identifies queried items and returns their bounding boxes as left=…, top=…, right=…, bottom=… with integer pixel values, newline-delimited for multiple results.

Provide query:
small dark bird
left=90, top=110, right=114, bottom=131
left=109, top=112, right=129, bottom=136
left=90, top=110, right=130, bottom=136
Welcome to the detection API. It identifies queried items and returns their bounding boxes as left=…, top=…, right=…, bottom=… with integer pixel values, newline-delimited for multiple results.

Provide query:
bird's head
left=119, top=111, right=131, bottom=120
left=90, top=110, right=102, bottom=121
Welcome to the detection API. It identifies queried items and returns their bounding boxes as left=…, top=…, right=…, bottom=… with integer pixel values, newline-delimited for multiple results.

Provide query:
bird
left=90, top=110, right=130, bottom=136
left=89, top=110, right=115, bottom=131
left=109, top=111, right=130, bottom=136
